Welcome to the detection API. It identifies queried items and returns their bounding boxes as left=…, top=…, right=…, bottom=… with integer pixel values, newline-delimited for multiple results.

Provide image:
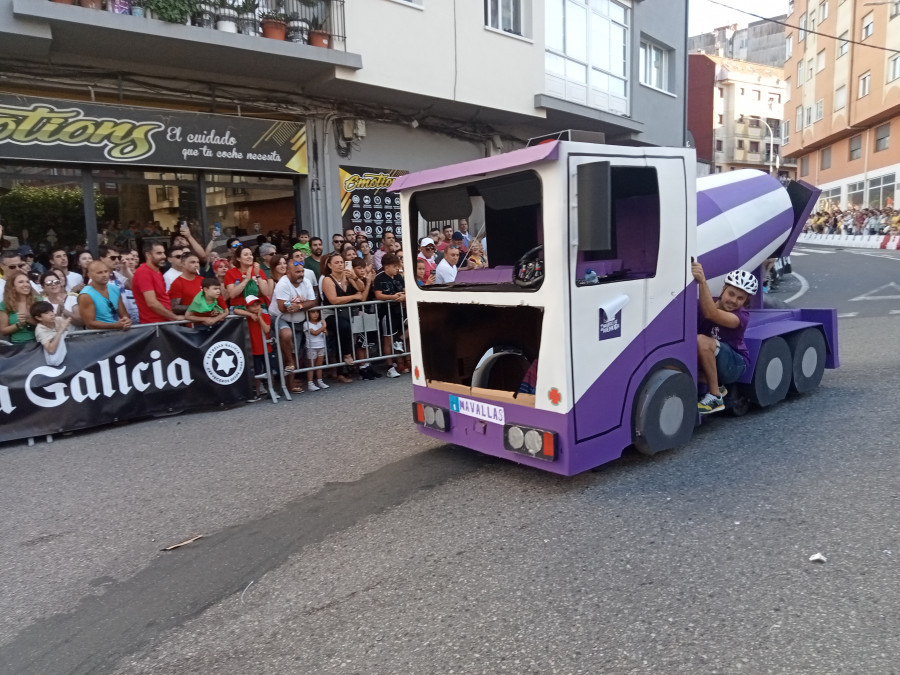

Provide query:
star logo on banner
left=214, top=351, right=236, bottom=375
left=203, top=341, right=245, bottom=386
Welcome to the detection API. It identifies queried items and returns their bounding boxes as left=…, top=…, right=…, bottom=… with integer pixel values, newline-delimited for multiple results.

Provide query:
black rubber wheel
left=633, top=369, right=696, bottom=456
left=787, top=328, right=827, bottom=394
left=748, top=337, right=792, bottom=407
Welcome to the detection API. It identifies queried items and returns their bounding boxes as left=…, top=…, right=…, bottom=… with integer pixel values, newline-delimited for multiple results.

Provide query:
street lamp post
left=759, top=118, right=777, bottom=176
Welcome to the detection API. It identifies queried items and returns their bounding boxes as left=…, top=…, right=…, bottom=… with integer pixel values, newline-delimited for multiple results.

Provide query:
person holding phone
left=320, top=252, right=372, bottom=381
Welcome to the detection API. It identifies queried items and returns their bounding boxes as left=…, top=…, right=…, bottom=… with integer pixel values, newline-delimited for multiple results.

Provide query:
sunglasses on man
left=292, top=261, right=304, bottom=267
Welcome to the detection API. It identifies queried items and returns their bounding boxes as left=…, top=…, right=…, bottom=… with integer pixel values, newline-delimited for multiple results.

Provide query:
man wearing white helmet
left=692, top=262, right=757, bottom=415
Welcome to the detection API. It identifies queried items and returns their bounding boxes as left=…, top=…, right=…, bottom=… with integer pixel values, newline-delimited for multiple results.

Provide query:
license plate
left=449, top=395, right=506, bottom=425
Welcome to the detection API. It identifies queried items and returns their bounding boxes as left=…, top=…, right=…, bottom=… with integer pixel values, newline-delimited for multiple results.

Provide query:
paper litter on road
left=162, top=534, right=204, bottom=551
left=808, top=552, right=827, bottom=563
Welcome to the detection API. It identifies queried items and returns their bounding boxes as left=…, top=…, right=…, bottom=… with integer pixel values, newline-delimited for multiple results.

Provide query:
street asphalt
left=0, top=245, right=897, bottom=674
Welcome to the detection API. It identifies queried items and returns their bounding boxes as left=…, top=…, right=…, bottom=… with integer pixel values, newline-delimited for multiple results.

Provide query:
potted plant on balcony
left=216, top=0, right=238, bottom=32
left=50, top=0, right=76, bottom=6
left=306, top=13, right=329, bottom=48
left=80, top=0, right=103, bottom=10
left=236, top=0, right=258, bottom=35
left=286, top=11, right=309, bottom=43
left=130, top=0, right=145, bottom=16
left=146, top=0, right=196, bottom=23
left=193, top=0, right=215, bottom=26
left=260, top=9, right=286, bottom=39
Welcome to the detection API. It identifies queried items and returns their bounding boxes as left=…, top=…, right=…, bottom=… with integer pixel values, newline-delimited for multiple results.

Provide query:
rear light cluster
left=504, top=424, right=557, bottom=461
left=412, top=402, right=450, bottom=432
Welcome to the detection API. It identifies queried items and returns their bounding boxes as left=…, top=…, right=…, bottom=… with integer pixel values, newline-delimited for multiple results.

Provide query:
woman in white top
left=40, top=271, right=82, bottom=328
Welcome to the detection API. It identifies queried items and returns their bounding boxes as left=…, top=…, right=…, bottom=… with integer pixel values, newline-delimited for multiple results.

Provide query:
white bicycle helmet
left=724, top=269, right=758, bottom=296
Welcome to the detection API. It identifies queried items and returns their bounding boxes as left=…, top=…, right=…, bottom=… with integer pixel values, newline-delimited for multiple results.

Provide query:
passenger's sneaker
left=386, top=366, right=401, bottom=378
left=307, top=381, right=320, bottom=391
left=698, top=392, right=724, bottom=415
left=316, top=379, right=330, bottom=389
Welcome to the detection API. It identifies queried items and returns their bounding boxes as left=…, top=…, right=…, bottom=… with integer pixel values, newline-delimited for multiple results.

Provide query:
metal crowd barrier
left=273, top=298, right=410, bottom=402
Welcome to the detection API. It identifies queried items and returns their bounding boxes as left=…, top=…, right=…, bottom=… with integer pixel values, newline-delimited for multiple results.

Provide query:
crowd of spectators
left=803, top=206, right=900, bottom=236
left=0, top=218, right=480, bottom=398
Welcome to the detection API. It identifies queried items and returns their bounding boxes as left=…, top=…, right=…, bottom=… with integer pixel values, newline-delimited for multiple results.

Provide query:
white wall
left=339, top=0, right=544, bottom=119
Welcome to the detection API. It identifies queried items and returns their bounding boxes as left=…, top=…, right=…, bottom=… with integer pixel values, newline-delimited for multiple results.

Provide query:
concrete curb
left=799, top=232, right=900, bottom=250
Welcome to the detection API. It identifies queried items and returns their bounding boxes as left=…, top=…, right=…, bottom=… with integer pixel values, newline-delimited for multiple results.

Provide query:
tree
left=0, top=184, right=104, bottom=247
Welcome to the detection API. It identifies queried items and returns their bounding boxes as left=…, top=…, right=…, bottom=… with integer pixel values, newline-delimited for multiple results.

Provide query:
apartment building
left=784, top=0, right=900, bottom=210
left=688, top=16, right=788, bottom=68
left=688, top=54, right=795, bottom=179
left=0, top=0, right=688, bottom=251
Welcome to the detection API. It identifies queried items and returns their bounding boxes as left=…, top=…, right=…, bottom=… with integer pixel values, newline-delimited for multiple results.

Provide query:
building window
left=862, top=13, right=874, bottom=40
left=848, top=181, right=865, bottom=207
left=785, top=78, right=791, bottom=101
left=717, top=114, right=724, bottom=124
left=819, top=1, right=828, bottom=20
left=796, top=105, right=804, bottom=130
left=876, top=123, right=890, bottom=151
left=892, top=0, right=900, bottom=18
left=737, top=139, right=745, bottom=150
left=834, top=85, right=847, bottom=111
left=797, top=61, right=805, bottom=85
left=838, top=32, right=849, bottom=57
left=486, top=0, right=525, bottom=36
left=715, top=139, right=724, bottom=151
left=718, top=87, right=724, bottom=97
left=809, top=15, right=816, bottom=34
left=849, top=134, right=862, bottom=160
left=891, top=55, right=900, bottom=82
left=740, top=87, right=745, bottom=95
left=786, top=35, right=793, bottom=59
left=815, top=99, right=824, bottom=121
left=749, top=117, right=761, bottom=128
left=821, top=147, right=831, bottom=170
left=639, top=40, right=673, bottom=92
left=867, top=173, right=895, bottom=207
left=750, top=141, right=760, bottom=153
left=782, top=120, right=790, bottom=145
left=789, top=0, right=794, bottom=13
left=806, top=106, right=812, bottom=126
left=817, top=50, right=826, bottom=72
left=799, top=13, right=806, bottom=40
left=545, top=0, right=629, bottom=114
left=808, top=59, right=814, bottom=80
left=859, top=71, right=871, bottom=97
left=801, top=156, right=810, bottom=176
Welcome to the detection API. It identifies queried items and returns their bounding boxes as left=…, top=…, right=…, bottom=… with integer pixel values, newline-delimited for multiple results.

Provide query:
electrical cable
left=703, top=0, right=900, bottom=55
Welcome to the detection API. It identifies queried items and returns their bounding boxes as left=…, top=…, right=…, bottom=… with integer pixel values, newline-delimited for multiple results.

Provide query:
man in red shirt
left=132, top=242, right=179, bottom=324
left=169, top=252, right=227, bottom=315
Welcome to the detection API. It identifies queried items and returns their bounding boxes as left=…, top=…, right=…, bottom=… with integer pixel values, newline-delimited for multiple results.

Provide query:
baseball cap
left=18, top=245, right=34, bottom=256
left=451, top=232, right=463, bottom=240
left=421, top=237, right=435, bottom=247
left=244, top=295, right=261, bottom=305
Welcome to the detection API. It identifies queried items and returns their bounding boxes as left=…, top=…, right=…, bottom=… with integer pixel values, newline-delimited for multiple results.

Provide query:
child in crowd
left=185, top=278, right=229, bottom=327
left=292, top=229, right=312, bottom=257
left=31, top=300, right=71, bottom=366
left=233, top=295, right=273, bottom=400
left=304, top=308, right=329, bottom=391
left=692, top=262, right=757, bottom=415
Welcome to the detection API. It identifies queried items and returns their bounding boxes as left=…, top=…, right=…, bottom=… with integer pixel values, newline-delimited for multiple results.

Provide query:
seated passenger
left=693, top=263, right=756, bottom=415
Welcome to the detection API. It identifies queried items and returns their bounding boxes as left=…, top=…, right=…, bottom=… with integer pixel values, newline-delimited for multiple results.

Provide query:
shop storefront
left=0, top=93, right=309, bottom=255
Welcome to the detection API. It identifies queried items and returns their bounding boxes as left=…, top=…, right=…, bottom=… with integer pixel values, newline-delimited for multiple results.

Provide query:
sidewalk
left=798, top=232, right=900, bottom=250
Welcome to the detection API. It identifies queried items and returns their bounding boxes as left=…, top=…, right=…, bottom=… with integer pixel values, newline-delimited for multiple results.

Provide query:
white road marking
left=849, top=282, right=900, bottom=302
left=890, top=310, right=900, bottom=315
left=838, top=313, right=859, bottom=318
left=791, top=251, right=808, bottom=256
left=794, top=247, right=833, bottom=254
left=847, top=250, right=900, bottom=261
left=785, top=272, right=809, bottom=303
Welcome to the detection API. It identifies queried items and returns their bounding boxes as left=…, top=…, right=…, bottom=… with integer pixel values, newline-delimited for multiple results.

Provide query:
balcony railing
left=31, top=0, right=347, bottom=51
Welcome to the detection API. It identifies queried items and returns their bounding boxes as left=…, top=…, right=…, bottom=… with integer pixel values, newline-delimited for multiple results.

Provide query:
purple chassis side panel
left=412, top=288, right=697, bottom=476
left=740, top=309, right=840, bottom=382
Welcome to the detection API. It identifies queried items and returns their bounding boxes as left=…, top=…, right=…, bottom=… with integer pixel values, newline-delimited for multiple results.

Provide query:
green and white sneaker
left=698, top=392, right=725, bottom=415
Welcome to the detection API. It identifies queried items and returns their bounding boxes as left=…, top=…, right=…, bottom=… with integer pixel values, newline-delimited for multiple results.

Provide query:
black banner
left=0, top=319, right=252, bottom=443
left=0, top=93, right=308, bottom=174
left=339, top=165, right=407, bottom=241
